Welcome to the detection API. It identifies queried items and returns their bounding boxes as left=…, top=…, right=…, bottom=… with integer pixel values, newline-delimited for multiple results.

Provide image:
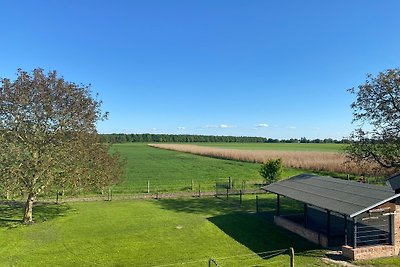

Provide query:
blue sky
left=1, top=1, right=400, bottom=139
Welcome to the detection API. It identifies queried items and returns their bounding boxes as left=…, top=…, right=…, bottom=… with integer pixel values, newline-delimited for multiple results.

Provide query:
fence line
left=4, top=177, right=265, bottom=203
left=150, top=248, right=292, bottom=267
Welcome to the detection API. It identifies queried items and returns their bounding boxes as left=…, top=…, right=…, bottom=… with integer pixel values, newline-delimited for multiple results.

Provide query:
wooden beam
left=277, top=194, right=280, bottom=216
left=344, top=214, right=348, bottom=246
left=353, top=217, right=357, bottom=248
left=304, top=203, right=308, bottom=227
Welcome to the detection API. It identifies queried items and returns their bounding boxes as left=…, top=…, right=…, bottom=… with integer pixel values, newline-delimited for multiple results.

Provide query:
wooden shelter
left=262, top=174, right=400, bottom=260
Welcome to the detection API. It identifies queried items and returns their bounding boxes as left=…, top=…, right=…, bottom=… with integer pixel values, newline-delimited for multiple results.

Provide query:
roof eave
left=349, top=193, right=400, bottom=218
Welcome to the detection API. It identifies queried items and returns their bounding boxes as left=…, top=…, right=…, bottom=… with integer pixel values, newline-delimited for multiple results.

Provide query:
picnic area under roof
left=262, top=174, right=400, bottom=218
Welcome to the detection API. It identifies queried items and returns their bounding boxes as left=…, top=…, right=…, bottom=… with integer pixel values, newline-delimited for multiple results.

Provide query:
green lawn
left=111, top=143, right=303, bottom=194
left=0, top=196, right=330, bottom=267
left=194, top=142, right=345, bottom=152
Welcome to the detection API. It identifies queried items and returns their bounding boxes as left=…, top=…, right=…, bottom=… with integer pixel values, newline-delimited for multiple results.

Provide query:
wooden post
left=390, top=214, right=395, bottom=245
left=108, top=188, right=111, bottom=201
left=239, top=190, right=243, bottom=206
left=288, top=247, right=294, bottom=267
left=191, top=179, right=194, bottom=191
left=327, top=210, right=331, bottom=246
left=304, top=203, right=308, bottom=227
left=344, top=214, right=348, bottom=246
left=277, top=194, right=280, bottom=216
left=256, top=195, right=259, bottom=213
left=226, top=188, right=229, bottom=200
left=353, top=217, right=357, bottom=248
left=346, top=174, right=349, bottom=180
left=229, top=177, right=232, bottom=189
left=56, top=190, right=59, bottom=204
left=198, top=184, right=201, bottom=197
left=147, top=181, right=150, bottom=193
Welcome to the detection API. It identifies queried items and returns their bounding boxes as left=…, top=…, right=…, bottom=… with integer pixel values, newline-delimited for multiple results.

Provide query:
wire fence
left=2, top=177, right=266, bottom=203
left=150, top=248, right=294, bottom=267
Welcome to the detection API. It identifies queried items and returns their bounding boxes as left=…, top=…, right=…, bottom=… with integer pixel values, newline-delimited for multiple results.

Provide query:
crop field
left=194, top=142, right=346, bottom=152
left=149, top=143, right=371, bottom=176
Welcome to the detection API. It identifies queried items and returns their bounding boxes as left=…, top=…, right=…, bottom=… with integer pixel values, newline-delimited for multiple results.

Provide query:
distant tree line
left=100, top=133, right=349, bottom=144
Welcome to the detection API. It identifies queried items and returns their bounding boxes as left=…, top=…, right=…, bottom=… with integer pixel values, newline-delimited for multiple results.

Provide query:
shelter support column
left=344, top=214, right=348, bottom=246
left=276, top=194, right=280, bottom=216
left=327, top=210, right=331, bottom=246
left=353, top=217, right=357, bottom=248
left=390, top=213, right=394, bottom=245
left=304, top=203, right=308, bottom=227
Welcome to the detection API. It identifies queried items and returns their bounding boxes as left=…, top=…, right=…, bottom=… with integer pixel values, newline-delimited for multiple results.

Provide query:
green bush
left=259, top=158, right=283, bottom=184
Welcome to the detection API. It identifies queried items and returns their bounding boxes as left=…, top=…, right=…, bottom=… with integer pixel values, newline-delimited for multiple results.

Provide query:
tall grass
left=149, top=144, right=376, bottom=175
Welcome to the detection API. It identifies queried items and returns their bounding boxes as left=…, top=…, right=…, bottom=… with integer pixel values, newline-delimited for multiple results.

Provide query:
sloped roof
left=386, top=173, right=400, bottom=191
left=262, top=174, right=400, bottom=218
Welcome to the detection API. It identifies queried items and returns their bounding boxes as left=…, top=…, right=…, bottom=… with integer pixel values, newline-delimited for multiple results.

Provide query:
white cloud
left=177, top=126, right=186, bottom=130
left=204, top=124, right=234, bottom=129
left=288, top=126, right=296, bottom=129
left=256, top=123, right=269, bottom=128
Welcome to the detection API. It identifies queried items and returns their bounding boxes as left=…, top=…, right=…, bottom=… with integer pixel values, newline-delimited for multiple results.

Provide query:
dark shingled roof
left=262, top=174, right=400, bottom=218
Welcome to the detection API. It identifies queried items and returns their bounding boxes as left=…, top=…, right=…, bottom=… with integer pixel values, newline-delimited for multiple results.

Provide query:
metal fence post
left=208, top=258, right=218, bottom=266
left=198, top=184, right=201, bottom=197
left=289, top=247, right=294, bottom=267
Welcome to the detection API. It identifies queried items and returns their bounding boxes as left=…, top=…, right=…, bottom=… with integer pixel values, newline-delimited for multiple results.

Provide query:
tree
left=346, top=68, right=400, bottom=174
left=0, top=69, right=123, bottom=223
left=259, top=158, right=283, bottom=184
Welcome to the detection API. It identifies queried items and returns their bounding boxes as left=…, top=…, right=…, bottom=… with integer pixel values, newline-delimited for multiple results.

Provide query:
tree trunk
left=23, top=192, right=35, bottom=224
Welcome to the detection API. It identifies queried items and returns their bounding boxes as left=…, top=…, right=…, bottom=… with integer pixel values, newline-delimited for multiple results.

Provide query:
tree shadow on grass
left=0, top=200, right=71, bottom=228
left=156, top=196, right=323, bottom=258
left=208, top=212, right=319, bottom=255
left=156, top=196, right=244, bottom=215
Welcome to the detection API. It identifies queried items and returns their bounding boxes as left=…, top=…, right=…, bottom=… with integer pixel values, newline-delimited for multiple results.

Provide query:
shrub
left=259, top=158, right=283, bottom=184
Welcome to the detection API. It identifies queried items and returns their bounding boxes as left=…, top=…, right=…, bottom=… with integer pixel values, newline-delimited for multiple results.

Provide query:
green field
left=0, top=196, right=331, bottom=267
left=111, top=143, right=303, bottom=194
left=194, top=142, right=345, bottom=152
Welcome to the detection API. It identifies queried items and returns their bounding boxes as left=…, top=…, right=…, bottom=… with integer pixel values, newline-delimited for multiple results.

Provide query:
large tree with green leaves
left=346, top=68, right=400, bottom=175
left=0, top=69, right=122, bottom=223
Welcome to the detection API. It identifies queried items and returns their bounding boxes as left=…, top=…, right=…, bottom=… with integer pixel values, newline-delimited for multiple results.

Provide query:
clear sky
left=1, top=1, right=400, bottom=139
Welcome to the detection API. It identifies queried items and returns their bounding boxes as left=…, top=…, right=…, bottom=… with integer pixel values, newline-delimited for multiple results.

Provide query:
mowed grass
left=195, top=142, right=346, bottom=153
left=0, top=196, right=329, bottom=267
left=111, top=143, right=302, bottom=193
